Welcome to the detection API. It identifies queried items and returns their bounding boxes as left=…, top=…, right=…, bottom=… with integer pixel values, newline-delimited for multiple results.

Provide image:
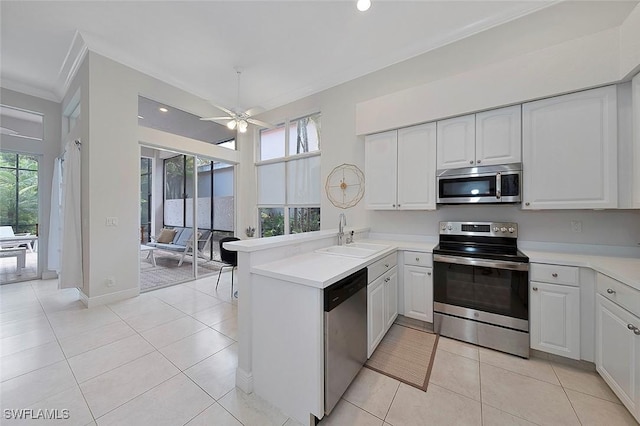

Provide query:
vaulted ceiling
left=1, top=1, right=637, bottom=112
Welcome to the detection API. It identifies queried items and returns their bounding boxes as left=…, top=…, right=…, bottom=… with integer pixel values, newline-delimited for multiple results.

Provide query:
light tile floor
left=1, top=276, right=638, bottom=426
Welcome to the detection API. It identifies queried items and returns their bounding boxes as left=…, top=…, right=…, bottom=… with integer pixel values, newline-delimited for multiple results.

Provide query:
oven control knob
left=447, top=225, right=453, bottom=231
left=493, top=227, right=499, bottom=232
left=508, top=227, right=515, bottom=233
left=500, top=227, right=507, bottom=232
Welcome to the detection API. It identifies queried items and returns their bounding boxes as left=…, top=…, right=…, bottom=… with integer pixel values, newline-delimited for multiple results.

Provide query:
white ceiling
left=1, top=1, right=637, bottom=112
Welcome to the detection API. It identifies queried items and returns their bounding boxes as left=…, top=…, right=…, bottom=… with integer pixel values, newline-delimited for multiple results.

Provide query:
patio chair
left=216, top=236, right=240, bottom=297
left=0, top=226, right=35, bottom=252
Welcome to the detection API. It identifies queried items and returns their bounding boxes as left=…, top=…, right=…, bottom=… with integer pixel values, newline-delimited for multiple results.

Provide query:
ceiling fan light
left=238, top=120, right=248, bottom=133
left=356, top=0, right=371, bottom=12
left=227, top=120, right=237, bottom=130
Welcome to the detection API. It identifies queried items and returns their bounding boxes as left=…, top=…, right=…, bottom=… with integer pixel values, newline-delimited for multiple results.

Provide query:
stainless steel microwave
left=436, top=163, right=522, bottom=204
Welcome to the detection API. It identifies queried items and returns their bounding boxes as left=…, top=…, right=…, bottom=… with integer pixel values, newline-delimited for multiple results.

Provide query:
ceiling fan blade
left=199, top=116, right=232, bottom=121
left=247, top=118, right=275, bottom=129
left=209, top=103, right=235, bottom=117
left=244, top=106, right=265, bottom=117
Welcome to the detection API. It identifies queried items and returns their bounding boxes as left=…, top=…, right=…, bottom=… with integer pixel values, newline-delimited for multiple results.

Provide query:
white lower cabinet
left=368, top=273, right=386, bottom=357
left=402, top=251, right=433, bottom=323
left=596, top=284, right=640, bottom=423
left=530, top=281, right=580, bottom=359
left=367, top=253, right=399, bottom=358
left=403, top=265, right=433, bottom=323
left=385, top=268, right=398, bottom=330
left=367, top=266, right=398, bottom=357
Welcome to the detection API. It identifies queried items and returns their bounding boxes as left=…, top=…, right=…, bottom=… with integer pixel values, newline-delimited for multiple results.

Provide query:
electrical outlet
left=105, top=277, right=116, bottom=287
left=570, top=220, right=582, bottom=233
left=105, top=217, right=118, bottom=227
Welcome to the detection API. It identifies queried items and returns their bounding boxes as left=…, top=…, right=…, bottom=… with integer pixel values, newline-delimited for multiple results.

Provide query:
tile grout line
left=382, top=381, right=401, bottom=424
left=30, top=284, right=98, bottom=424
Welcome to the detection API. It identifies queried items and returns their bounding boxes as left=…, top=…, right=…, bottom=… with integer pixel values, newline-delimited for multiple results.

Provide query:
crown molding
left=0, top=78, right=60, bottom=103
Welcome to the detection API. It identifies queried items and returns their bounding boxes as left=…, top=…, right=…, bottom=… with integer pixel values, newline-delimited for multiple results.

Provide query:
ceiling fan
left=200, top=69, right=274, bottom=133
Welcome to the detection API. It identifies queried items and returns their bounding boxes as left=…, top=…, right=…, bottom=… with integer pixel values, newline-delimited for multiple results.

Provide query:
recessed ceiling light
left=159, top=107, right=168, bottom=113
left=356, top=0, right=371, bottom=12
left=137, top=115, right=144, bottom=119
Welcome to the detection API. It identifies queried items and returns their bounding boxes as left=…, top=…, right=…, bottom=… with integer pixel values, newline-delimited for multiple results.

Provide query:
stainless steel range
left=433, top=221, right=530, bottom=358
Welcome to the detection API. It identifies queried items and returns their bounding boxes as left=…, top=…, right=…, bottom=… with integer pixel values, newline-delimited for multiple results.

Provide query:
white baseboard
left=79, top=287, right=140, bottom=308
left=41, top=271, right=58, bottom=280
left=236, top=367, right=253, bottom=393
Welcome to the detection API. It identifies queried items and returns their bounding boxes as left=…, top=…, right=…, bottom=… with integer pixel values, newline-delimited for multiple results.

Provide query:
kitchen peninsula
left=224, top=229, right=435, bottom=425
left=225, top=230, right=640, bottom=425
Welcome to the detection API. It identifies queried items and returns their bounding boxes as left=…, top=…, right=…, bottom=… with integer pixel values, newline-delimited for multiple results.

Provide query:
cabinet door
left=403, top=265, right=433, bottom=323
left=397, top=123, right=437, bottom=210
left=368, top=275, right=386, bottom=357
left=475, top=105, right=521, bottom=166
left=365, top=130, right=398, bottom=210
left=436, top=114, right=476, bottom=170
left=596, top=294, right=639, bottom=419
left=522, top=86, right=618, bottom=209
left=530, top=281, right=580, bottom=359
left=385, top=268, right=398, bottom=331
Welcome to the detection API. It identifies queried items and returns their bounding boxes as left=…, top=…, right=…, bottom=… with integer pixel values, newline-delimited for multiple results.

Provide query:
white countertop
left=523, top=249, right=640, bottom=292
left=250, top=238, right=436, bottom=289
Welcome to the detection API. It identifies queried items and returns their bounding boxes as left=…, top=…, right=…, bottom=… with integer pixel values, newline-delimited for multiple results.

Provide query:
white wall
left=245, top=3, right=640, bottom=250
left=0, top=88, right=62, bottom=278
left=60, top=51, right=245, bottom=305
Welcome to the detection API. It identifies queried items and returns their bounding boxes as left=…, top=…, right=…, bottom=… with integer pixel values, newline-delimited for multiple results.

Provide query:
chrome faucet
left=338, top=213, right=347, bottom=245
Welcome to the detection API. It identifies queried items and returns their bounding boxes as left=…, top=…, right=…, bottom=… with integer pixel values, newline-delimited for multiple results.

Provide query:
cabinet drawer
left=530, top=263, right=579, bottom=286
left=403, top=251, right=433, bottom=268
left=597, top=273, right=640, bottom=317
left=368, top=253, right=397, bottom=283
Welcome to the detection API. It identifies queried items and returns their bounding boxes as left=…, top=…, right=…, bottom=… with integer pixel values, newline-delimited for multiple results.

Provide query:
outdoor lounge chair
left=147, top=227, right=213, bottom=266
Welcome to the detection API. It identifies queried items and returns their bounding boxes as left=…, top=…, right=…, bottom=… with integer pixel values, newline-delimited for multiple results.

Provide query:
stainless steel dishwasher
left=324, top=268, right=368, bottom=415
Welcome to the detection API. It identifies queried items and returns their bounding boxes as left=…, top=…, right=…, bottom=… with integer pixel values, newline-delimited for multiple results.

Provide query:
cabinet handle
left=416, top=257, right=420, bottom=261
left=384, top=264, right=389, bottom=268
left=392, top=204, right=396, bottom=208
left=630, top=324, right=640, bottom=335
left=525, top=202, right=530, bottom=206
left=427, top=272, right=431, bottom=276
left=469, top=160, right=474, bottom=164
left=606, top=288, right=616, bottom=294
left=552, top=273, right=558, bottom=278
left=628, top=324, right=635, bottom=330
left=532, top=287, right=538, bottom=291
left=476, top=160, right=481, bottom=164
left=397, top=204, right=401, bottom=207
left=384, top=277, right=390, bottom=283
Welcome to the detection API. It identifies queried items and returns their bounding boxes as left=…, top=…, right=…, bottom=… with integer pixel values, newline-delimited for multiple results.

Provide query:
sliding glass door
left=139, top=148, right=235, bottom=292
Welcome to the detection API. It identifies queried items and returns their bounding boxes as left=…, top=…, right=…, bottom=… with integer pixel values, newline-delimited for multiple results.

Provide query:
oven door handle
left=433, top=254, right=529, bottom=271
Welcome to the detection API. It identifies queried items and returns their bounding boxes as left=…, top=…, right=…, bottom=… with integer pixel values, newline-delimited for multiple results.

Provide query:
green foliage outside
left=0, top=152, right=38, bottom=234
left=260, top=208, right=284, bottom=237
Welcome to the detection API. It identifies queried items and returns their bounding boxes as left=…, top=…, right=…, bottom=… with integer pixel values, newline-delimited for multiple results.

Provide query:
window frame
left=256, top=112, right=321, bottom=236
left=0, top=152, right=39, bottom=234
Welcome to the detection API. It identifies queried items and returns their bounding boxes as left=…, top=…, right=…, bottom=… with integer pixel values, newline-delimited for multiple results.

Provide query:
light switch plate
left=106, top=217, right=118, bottom=227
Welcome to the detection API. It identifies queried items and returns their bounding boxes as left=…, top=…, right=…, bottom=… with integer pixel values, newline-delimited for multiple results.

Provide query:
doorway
left=139, top=147, right=235, bottom=292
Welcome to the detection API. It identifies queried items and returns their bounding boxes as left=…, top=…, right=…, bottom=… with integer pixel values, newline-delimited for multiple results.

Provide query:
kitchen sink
left=315, top=243, right=389, bottom=258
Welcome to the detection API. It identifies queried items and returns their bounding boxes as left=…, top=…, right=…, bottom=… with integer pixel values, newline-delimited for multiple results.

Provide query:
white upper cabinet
left=522, top=85, right=618, bottom=210
left=365, top=123, right=436, bottom=210
left=437, top=106, right=521, bottom=170
left=364, top=130, right=398, bottom=210
left=436, top=114, right=475, bottom=169
left=397, top=123, right=437, bottom=210
left=475, top=105, right=522, bottom=166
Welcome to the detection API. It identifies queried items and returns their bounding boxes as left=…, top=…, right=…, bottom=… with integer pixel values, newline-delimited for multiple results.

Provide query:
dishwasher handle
left=324, top=268, right=368, bottom=312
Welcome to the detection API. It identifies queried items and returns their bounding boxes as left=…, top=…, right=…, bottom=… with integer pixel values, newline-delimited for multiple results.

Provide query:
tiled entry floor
left=0, top=278, right=637, bottom=426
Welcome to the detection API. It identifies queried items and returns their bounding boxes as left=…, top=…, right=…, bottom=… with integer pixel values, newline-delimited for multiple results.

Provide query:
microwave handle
left=496, top=173, right=501, bottom=199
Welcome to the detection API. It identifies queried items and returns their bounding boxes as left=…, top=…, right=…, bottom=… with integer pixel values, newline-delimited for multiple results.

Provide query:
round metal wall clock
left=325, top=163, right=365, bottom=209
